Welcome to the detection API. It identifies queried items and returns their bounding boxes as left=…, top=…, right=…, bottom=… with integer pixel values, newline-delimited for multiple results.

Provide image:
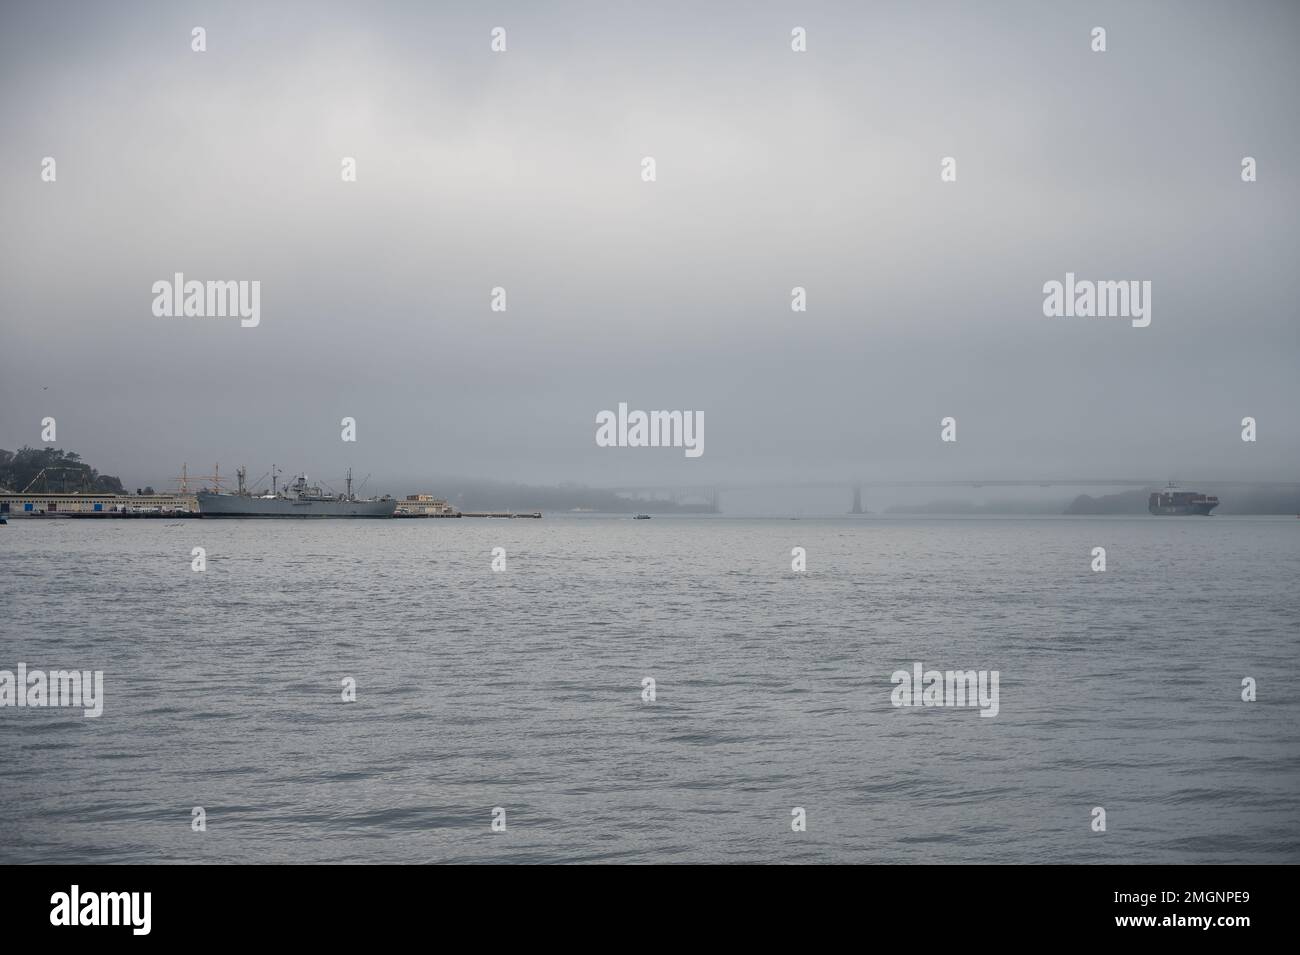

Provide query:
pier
left=395, top=511, right=542, bottom=518
left=460, top=511, right=542, bottom=519
left=0, top=492, right=197, bottom=516
left=0, top=492, right=544, bottom=520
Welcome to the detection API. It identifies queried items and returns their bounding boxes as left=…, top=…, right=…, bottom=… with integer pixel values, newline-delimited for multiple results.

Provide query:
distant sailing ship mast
left=187, top=464, right=226, bottom=493
left=171, top=463, right=233, bottom=495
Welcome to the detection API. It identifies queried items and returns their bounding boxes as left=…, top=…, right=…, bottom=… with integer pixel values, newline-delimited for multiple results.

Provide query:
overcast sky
left=1, top=0, right=1297, bottom=495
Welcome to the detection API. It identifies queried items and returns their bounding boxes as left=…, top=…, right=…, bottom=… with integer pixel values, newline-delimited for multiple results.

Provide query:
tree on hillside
left=0, top=447, right=125, bottom=494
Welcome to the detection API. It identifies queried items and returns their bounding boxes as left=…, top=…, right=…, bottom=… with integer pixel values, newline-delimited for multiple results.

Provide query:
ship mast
left=346, top=467, right=353, bottom=500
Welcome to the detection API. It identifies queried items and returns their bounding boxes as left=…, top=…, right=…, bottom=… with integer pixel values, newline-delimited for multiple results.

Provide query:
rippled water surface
left=1, top=515, right=1297, bottom=863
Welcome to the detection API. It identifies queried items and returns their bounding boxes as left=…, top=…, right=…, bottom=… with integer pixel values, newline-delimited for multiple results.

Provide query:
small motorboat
left=633, top=514, right=651, bottom=520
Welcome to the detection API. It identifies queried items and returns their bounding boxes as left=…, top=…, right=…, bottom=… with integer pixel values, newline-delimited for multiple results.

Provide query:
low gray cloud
left=2, top=0, right=1296, bottom=493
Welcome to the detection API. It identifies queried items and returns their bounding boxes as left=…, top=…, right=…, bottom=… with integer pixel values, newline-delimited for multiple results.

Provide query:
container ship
left=1148, top=483, right=1219, bottom=516
left=197, top=467, right=395, bottom=518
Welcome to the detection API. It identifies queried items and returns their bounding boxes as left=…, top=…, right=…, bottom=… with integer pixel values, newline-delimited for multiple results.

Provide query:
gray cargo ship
left=1148, top=483, right=1219, bottom=516
left=198, top=467, right=395, bottom=518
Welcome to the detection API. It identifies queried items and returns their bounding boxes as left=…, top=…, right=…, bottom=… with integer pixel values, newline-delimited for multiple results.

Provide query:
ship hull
left=1148, top=503, right=1218, bottom=516
left=1148, top=488, right=1219, bottom=516
left=197, top=493, right=395, bottom=518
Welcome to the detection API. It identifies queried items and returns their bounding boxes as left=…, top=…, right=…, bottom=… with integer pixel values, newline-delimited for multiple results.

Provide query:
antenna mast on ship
left=346, top=468, right=353, bottom=501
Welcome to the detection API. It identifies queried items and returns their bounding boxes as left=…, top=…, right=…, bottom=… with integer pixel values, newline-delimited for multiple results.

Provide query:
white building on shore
left=394, top=494, right=457, bottom=517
